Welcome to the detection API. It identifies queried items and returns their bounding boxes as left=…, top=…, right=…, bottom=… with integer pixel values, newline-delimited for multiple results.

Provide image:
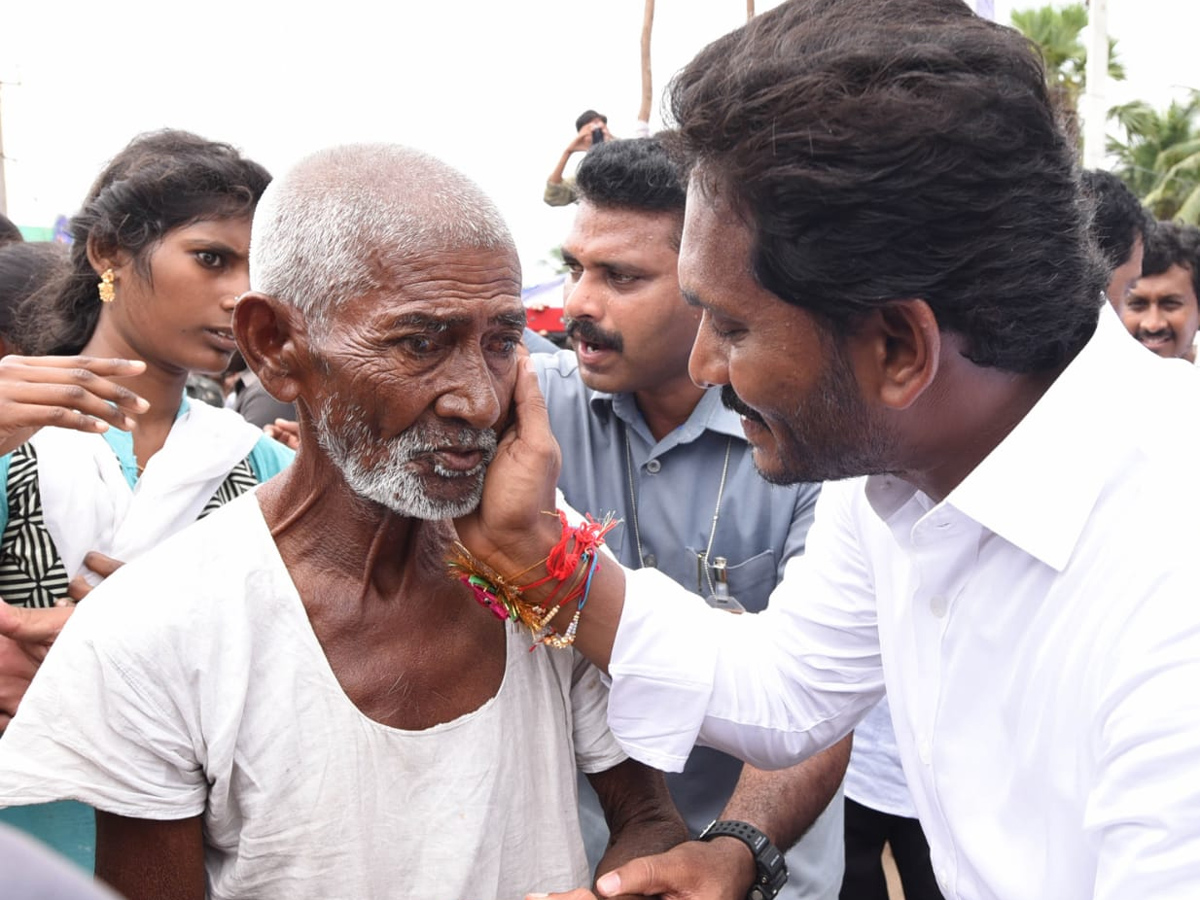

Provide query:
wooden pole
left=747, top=0, right=755, bottom=20
left=639, top=0, right=655, bottom=125
left=0, top=85, right=8, bottom=218
left=1082, top=0, right=1109, bottom=168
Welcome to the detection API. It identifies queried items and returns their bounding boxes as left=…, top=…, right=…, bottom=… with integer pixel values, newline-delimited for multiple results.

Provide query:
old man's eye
left=400, top=335, right=438, bottom=355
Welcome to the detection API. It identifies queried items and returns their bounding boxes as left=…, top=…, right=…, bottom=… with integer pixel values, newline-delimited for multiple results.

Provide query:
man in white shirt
left=454, top=1, right=1200, bottom=898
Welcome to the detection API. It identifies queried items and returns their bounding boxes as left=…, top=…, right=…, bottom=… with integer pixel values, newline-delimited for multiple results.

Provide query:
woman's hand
left=0, top=355, right=149, bottom=455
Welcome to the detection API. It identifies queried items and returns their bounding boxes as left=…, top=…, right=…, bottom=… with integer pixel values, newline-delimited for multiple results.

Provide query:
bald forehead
left=327, top=244, right=525, bottom=340
left=250, top=144, right=519, bottom=325
left=266, top=143, right=515, bottom=257
left=363, top=241, right=520, bottom=289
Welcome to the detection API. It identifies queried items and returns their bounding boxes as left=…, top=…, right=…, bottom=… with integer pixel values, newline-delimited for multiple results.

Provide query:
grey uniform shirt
left=535, top=350, right=843, bottom=900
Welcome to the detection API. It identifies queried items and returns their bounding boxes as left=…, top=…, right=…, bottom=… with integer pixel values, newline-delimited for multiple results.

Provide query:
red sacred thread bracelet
left=448, top=510, right=618, bottom=649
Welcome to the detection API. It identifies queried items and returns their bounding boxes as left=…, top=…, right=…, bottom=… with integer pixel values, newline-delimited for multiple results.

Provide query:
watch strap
left=697, top=819, right=788, bottom=900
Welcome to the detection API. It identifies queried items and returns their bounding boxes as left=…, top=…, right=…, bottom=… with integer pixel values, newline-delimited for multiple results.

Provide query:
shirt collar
left=589, top=385, right=745, bottom=446
left=933, top=306, right=1141, bottom=571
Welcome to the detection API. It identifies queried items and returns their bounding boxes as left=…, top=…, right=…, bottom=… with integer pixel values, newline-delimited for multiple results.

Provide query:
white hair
left=249, top=143, right=516, bottom=332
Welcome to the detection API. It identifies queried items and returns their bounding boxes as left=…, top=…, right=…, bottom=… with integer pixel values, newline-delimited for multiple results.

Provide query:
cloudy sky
left=1, top=0, right=1194, bottom=283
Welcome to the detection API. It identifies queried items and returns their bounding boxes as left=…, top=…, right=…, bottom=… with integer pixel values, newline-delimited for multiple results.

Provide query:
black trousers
left=839, top=797, right=944, bottom=900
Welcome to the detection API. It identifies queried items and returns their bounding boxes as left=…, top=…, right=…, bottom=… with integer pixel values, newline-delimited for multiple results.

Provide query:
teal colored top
left=0, top=396, right=294, bottom=533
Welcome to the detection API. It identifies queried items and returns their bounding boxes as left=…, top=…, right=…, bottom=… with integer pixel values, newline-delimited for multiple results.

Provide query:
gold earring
left=98, top=268, right=115, bottom=304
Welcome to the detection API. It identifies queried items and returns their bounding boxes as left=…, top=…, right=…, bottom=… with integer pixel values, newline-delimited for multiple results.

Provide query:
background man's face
left=1121, top=263, right=1200, bottom=359
left=560, top=201, right=700, bottom=396
left=306, top=245, right=525, bottom=518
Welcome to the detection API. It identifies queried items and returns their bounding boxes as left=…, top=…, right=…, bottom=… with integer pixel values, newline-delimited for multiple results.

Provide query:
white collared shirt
left=608, top=308, right=1200, bottom=899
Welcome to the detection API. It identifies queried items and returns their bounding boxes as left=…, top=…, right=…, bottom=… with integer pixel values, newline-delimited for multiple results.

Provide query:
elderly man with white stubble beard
left=0, top=144, right=685, bottom=900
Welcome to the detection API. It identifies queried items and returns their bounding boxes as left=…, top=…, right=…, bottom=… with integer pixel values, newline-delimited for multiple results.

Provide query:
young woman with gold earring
left=0, top=129, right=293, bottom=872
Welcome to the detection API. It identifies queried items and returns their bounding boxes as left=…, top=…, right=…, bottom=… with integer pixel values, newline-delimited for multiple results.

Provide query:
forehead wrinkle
left=369, top=242, right=517, bottom=272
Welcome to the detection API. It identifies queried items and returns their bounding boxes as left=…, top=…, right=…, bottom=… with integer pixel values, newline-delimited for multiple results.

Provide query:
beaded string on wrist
left=448, top=510, right=618, bottom=649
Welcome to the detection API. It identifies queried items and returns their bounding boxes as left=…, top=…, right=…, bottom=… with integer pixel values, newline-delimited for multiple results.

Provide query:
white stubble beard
left=314, top=400, right=498, bottom=520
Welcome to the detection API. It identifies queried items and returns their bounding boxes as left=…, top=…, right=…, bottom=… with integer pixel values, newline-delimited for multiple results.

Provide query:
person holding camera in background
left=543, top=109, right=614, bottom=207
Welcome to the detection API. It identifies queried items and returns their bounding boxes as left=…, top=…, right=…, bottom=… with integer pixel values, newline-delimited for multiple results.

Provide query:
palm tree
left=1108, top=93, right=1200, bottom=223
left=1011, top=3, right=1125, bottom=146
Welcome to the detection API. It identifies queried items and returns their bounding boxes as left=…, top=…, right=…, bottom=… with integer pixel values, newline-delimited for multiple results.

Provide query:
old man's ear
left=233, top=292, right=306, bottom=404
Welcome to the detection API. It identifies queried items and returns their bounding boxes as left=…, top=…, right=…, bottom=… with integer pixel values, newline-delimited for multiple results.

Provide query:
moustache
left=564, top=316, right=624, bottom=353
left=721, top=385, right=766, bottom=425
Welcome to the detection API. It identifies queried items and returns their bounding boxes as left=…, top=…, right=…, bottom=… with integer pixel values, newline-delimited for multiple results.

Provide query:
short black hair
left=1080, top=170, right=1151, bottom=275
left=575, top=137, right=687, bottom=248
left=575, top=137, right=686, bottom=214
left=668, top=0, right=1105, bottom=374
left=574, top=109, right=608, bottom=132
left=1141, top=220, right=1200, bottom=302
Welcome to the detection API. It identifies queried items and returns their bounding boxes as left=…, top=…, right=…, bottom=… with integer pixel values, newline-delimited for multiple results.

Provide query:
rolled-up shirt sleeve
left=607, top=478, right=886, bottom=772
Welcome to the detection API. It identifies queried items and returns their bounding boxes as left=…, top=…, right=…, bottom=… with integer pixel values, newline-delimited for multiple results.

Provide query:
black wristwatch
left=697, top=819, right=788, bottom=900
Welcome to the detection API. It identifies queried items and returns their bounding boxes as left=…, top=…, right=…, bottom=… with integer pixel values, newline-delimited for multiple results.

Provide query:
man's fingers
left=596, top=849, right=696, bottom=899
left=510, top=357, right=557, bottom=449
left=508, top=356, right=560, bottom=509
left=598, top=841, right=759, bottom=900
left=596, top=862, right=643, bottom=898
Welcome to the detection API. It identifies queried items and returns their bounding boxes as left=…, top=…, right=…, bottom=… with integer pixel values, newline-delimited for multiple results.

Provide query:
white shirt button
left=645, top=459, right=662, bottom=474
left=642, top=553, right=657, bottom=568
left=918, top=738, right=932, bottom=764
left=930, top=594, right=948, bottom=618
